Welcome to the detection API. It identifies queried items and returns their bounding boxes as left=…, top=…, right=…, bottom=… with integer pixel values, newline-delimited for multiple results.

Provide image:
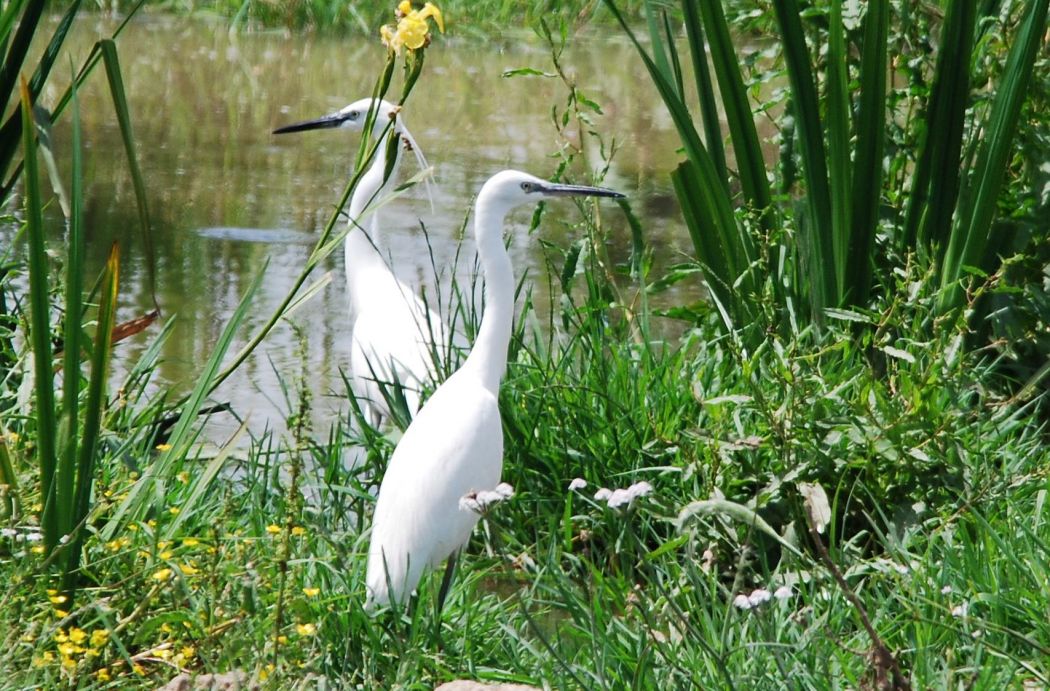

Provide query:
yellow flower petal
left=152, top=568, right=173, bottom=582
left=295, top=622, right=316, bottom=636
left=302, top=587, right=320, bottom=597
left=397, top=0, right=412, bottom=14
left=421, top=2, right=444, bottom=32
left=265, top=524, right=281, bottom=535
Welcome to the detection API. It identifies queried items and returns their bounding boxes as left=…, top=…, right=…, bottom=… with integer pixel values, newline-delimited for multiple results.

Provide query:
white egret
left=365, top=170, right=624, bottom=611
left=274, top=99, right=447, bottom=427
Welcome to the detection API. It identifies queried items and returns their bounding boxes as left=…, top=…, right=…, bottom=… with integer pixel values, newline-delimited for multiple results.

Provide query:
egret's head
left=273, top=98, right=401, bottom=139
left=479, top=170, right=624, bottom=216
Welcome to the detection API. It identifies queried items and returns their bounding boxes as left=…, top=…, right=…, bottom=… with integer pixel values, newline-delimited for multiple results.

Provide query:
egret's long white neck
left=345, top=130, right=403, bottom=313
left=462, top=195, right=515, bottom=395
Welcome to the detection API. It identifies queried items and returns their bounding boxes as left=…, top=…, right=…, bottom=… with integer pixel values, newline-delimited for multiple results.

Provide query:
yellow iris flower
left=381, top=2, right=444, bottom=55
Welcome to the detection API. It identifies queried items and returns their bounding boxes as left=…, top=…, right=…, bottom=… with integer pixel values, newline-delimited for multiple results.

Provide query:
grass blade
left=20, top=75, right=58, bottom=552
left=846, top=0, right=889, bottom=307
left=102, top=262, right=267, bottom=538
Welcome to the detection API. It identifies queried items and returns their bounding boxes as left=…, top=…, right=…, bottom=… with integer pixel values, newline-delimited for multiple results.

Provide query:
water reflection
left=23, top=14, right=743, bottom=442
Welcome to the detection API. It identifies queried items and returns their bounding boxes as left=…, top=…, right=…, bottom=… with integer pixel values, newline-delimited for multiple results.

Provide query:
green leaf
left=100, top=39, right=158, bottom=313
left=20, top=75, right=58, bottom=551
left=772, top=0, right=837, bottom=313
left=845, top=0, right=888, bottom=307
left=940, top=0, right=1049, bottom=313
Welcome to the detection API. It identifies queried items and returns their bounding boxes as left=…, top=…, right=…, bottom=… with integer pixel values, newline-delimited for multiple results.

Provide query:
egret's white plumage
left=365, top=170, right=624, bottom=610
left=275, top=99, right=446, bottom=427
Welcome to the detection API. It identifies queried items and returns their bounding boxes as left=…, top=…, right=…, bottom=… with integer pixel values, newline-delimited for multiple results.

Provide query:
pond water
left=20, top=13, right=770, bottom=444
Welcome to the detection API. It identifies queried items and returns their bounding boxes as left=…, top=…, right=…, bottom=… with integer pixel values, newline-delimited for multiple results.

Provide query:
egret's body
left=365, top=170, right=623, bottom=610
left=275, top=99, right=446, bottom=426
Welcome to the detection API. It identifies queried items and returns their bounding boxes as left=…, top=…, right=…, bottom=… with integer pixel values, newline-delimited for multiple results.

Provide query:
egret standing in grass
left=365, top=170, right=624, bottom=611
left=274, top=99, right=448, bottom=427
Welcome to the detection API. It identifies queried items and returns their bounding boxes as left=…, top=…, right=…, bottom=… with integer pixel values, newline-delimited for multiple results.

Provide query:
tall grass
left=606, top=0, right=1049, bottom=344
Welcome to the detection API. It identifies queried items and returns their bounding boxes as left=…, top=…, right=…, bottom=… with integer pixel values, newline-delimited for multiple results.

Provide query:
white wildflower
left=594, top=488, right=612, bottom=501
left=732, top=594, right=753, bottom=610
left=626, top=481, right=653, bottom=500
left=748, top=588, right=772, bottom=607
left=773, top=585, right=792, bottom=601
left=607, top=488, right=633, bottom=509
left=940, top=585, right=952, bottom=595
left=24, top=532, right=42, bottom=543
left=568, top=478, right=587, bottom=491
left=951, top=602, right=968, bottom=618
left=460, top=484, right=513, bottom=514
left=0, top=528, right=16, bottom=539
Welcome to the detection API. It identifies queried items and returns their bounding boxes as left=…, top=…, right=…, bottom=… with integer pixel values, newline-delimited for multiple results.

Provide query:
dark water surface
left=18, top=13, right=749, bottom=443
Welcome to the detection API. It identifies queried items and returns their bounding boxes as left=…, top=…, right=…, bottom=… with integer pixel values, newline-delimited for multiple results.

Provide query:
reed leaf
left=772, top=0, right=837, bottom=313
left=55, top=78, right=86, bottom=560
left=66, top=243, right=119, bottom=589
left=20, top=76, right=58, bottom=551
left=681, top=1, right=728, bottom=191
left=846, top=0, right=888, bottom=307
left=826, top=0, right=851, bottom=296
left=0, top=1, right=79, bottom=190
left=695, top=0, right=774, bottom=224
left=100, top=39, right=157, bottom=312
left=940, top=0, right=1049, bottom=313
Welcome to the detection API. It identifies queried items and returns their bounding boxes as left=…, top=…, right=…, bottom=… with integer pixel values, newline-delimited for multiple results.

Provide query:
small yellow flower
left=177, top=471, right=190, bottom=483
left=277, top=635, right=288, bottom=644
left=54, top=609, right=69, bottom=618
left=58, top=641, right=78, bottom=657
left=295, top=622, right=316, bottom=636
left=160, top=623, right=173, bottom=634
left=96, top=668, right=111, bottom=682
left=156, top=443, right=172, bottom=452
left=152, top=567, right=173, bottom=582
left=159, top=550, right=173, bottom=560
left=89, top=629, right=109, bottom=648
left=168, top=506, right=181, bottom=516
left=68, top=627, right=87, bottom=644
left=182, top=537, right=200, bottom=547
left=49, top=594, right=68, bottom=605
left=303, top=587, right=320, bottom=597
left=180, top=562, right=199, bottom=576
left=61, top=654, right=77, bottom=670
left=291, top=526, right=306, bottom=537
left=54, top=629, right=69, bottom=643
left=265, top=524, right=281, bottom=535
left=180, top=645, right=195, bottom=660
left=152, top=647, right=173, bottom=660
left=31, top=545, right=45, bottom=554
left=381, top=1, right=443, bottom=54
left=33, top=651, right=55, bottom=667
left=133, top=663, right=146, bottom=675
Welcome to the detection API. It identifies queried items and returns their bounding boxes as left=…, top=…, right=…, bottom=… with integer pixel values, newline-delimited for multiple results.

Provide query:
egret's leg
left=436, top=551, right=459, bottom=614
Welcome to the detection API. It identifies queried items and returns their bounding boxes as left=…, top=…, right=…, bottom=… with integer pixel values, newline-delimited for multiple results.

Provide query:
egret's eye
left=520, top=182, right=534, bottom=193
left=348, top=111, right=360, bottom=121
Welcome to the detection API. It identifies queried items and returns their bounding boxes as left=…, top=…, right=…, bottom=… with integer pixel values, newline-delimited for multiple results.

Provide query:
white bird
left=365, top=170, right=624, bottom=611
left=274, top=99, right=448, bottom=427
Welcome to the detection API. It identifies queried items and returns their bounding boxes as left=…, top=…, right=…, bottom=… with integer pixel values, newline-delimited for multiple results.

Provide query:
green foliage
left=606, top=0, right=1049, bottom=346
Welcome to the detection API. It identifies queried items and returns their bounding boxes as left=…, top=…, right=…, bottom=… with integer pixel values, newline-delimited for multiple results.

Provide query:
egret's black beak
left=273, top=112, right=351, bottom=135
left=540, top=182, right=625, bottom=199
